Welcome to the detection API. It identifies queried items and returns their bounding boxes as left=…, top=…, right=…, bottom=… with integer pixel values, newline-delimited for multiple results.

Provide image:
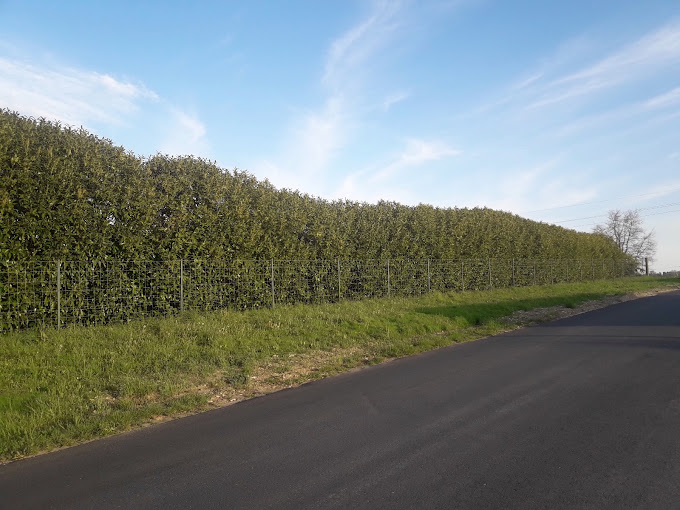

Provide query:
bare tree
left=593, top=209, right=656, bottom=264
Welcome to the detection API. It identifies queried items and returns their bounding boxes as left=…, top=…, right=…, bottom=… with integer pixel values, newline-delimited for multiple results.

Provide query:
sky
left=1, top=0, right=678, bottom=271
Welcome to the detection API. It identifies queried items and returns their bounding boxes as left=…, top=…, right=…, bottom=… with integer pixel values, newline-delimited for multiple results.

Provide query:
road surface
left=2, top=290, right=680, bottom=509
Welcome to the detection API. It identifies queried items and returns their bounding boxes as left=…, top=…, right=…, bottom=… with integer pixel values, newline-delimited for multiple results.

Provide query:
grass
left=1, top=276, right=678, bottom=462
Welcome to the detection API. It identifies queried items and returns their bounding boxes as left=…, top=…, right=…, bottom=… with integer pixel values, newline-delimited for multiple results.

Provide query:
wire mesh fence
left=0, top=258, right=636, bottom=332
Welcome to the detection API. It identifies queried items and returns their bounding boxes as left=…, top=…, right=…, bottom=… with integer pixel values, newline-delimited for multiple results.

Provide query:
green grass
left=1, top=276, right=678, bottom=462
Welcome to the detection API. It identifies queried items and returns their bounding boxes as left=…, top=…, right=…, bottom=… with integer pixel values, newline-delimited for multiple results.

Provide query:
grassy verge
left=1, top=276, right=678, bottom=462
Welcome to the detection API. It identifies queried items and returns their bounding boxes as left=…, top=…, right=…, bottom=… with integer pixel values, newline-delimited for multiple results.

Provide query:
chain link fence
left=0, top=258, right=636, bottom=331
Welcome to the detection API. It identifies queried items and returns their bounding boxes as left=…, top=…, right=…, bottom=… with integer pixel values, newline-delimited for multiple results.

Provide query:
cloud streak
left=322, top=0, right=404, bottom=92
left=158, top=109, right=209, bottom=157
left=373, top=138, right=460, bottom=181
left=259, top=0, right=411, bottom=195
left=644, top=86, right=680, bottom=110
left=332, top=137, right=460, bottom=205
left=382, top=91, right=409, bottom=111
left=0, top=55, right=210, bottom=158
left=0, top=56, right=158, bottom=128
left=528, top=20, right=680, bottom=108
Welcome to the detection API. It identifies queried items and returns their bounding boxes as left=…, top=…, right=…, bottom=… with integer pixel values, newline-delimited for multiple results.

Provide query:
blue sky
left=1, top=0, right=678, bottom=270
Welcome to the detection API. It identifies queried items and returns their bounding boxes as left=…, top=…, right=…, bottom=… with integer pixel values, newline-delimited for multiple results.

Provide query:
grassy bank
left=1, top=276, right=678, bottom=462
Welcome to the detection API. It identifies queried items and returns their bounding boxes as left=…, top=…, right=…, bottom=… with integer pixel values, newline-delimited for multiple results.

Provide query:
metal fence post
left=461, top=260, right=465, bottom=291
left=180, top=259, right=184, bottom=313
left=488, top=258, right=492, bottom=289
left=387, top=259, right=391, bottom=297
left=270, top=259, right=275, bottom=308
left=427, top=258, right=431, bottom=293
left=337, top=258, right=341, bottom=302
left=56, top=260, right=61, bottom=328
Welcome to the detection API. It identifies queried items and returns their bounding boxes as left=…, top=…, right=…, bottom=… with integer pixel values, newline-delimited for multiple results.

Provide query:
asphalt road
left=2, top=291, right=680, bottom=509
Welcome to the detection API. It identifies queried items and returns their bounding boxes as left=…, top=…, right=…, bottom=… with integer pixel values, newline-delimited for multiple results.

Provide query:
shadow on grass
left=415, top=293, right=605, bottom=325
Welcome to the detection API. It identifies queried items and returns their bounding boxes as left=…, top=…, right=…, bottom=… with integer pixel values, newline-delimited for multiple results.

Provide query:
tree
left=593, top=209, right=656, bottom=266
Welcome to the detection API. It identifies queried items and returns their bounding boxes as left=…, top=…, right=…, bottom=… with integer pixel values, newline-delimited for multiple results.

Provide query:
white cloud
left=322, top=0, right=404, bottom=92
left=372, top=138, right=460, bottom=182
left=0, top=55, right=210, bottom=159
left=294, top=95, right=347, bottom=174
left=512, top=72, right=544, bottom=91
left=0, top=56, right=158, bottom=128
left=630, top=180, right=680, bottom=203
left=250, top=95, right=349, bottom=195
left=333, top=168, right=419, bottom=205
left=528, top=20, right=680, bottom=108
left=382, top=91, right=409, bottom=111
left=549, top=84, right=680, bottom=140
left=401, top=138, right=460, bottom=163
left=158, top=109, right=209, bottom=157
left=481, top=160, right=597, bottom=215
left=558, top=22, right=680, bottom=84
left=328, top=138, right=460, bottom=203
left=257, top=0, right=410, bottom=195
left=644, top=86, right=680, bottom=110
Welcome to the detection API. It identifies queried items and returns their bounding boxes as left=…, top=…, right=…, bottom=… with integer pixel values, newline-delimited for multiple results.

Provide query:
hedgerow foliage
left=1, top=109, right=625, bottom=263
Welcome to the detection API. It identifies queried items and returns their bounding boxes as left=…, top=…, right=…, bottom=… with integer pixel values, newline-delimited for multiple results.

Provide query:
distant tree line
left=0, top=109, right=631, bottom=264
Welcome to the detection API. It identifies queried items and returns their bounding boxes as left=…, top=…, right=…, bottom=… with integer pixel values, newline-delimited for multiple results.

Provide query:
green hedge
left=0, top=109, right=639, bottom=330
left=1, top=109, right=631, bottom=265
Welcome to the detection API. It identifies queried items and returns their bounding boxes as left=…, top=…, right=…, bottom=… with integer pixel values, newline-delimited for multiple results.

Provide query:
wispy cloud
left=512, top=72, right=544, bottom=91
left=331, top=137, right=460, bottom=204
left=528, top=20, right=680, bottom=108
left=382, top=91, right=409, bottom=111
left=455, top=18, right=680, bottom=221
left=644, top=86, right=680, bottom=110
left=480, top=159, right=597, bottom=215
left=255, top=96, right=350, bottom=194
left=258, top=0, right=472, bottom=199
left=158, top=109, right=209, bottom=157
left=334, top=169, right=418, bottom=205
left=0, top=55, right=209, bottom=158
left=373, top=138, right=460, bottom=181
left=0, top=56, right=158, bottom=128
left=258, top=0, right=409, bottom=195
left=322, top=0, right=404, bottom=92
left=549, top=83, right=680, bottom=139
left=294, top=96, right=347, bottom=173
left=631, top=180, right=680, bottom=203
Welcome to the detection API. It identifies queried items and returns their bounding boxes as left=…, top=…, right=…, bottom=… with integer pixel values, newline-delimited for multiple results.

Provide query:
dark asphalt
left=2, top=291, right=680, bottom=509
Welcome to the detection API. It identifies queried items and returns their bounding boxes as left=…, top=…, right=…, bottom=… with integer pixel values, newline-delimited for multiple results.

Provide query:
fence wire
left=0, top=258, right=636, bottom=331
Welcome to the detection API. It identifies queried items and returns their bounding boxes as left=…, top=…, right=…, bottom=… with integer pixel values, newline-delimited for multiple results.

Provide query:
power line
left=553, top=213, right=608, bottom=224
left=523, top=186, right=680, bottom=214
left=552, top=201, right=680, bottom=224
left=568, top=208, right=680, bottom=229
